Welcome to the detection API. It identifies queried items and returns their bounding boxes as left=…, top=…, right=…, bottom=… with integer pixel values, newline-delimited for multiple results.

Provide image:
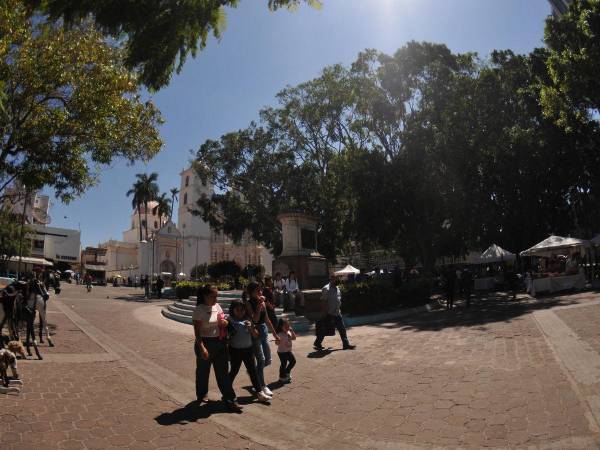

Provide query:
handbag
left=315, top=315, right=336, bottom=337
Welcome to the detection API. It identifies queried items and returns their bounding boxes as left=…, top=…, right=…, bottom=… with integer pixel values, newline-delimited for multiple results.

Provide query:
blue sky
left=47, top=0, right=551, bottom=246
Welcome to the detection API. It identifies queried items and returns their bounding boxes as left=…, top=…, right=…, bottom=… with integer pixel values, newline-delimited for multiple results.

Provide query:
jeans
left=277, top=351, right=296, bottom=378
left=229, top=346, right=262, bottom=392
left=314, top=314, right=350, bottom=347
left=252, top=323, right=271, bottom=388
left=194, top=338, right=236, bottom=402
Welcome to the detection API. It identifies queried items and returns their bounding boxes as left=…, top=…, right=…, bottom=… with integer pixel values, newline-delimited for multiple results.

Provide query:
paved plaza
left=3, top=285, right=600, bottom=448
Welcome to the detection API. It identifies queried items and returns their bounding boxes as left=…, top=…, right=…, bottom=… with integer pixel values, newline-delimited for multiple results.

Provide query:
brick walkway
left=3, top=285, right=600, bottom=448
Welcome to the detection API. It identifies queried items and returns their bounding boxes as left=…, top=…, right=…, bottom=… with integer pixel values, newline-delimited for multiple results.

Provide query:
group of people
left=272, top=271, right=303, bottom=312
left=192, top=273, right=355, bottom=412
left=192, top=281, right=297, bottom=411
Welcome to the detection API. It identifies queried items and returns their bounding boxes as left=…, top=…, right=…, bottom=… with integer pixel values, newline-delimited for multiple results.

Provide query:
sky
left=45, top=0, right=551, bottom=247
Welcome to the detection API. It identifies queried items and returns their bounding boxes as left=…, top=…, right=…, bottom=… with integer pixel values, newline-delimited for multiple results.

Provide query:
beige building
left=211, top=230, right=272, bottom=272
left=98, top=239, right=138, bottom=278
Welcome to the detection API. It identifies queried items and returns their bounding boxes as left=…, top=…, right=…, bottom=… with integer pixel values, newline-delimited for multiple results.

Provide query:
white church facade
left=99, top=166, right=272, bottom=279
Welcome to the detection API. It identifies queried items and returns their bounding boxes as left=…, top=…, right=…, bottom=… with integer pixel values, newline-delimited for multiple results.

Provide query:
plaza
left=4, top=284, right=600, bottom=449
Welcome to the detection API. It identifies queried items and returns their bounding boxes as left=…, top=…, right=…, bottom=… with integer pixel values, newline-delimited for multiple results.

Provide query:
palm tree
left=126, top=180, right=144, bottom=241
left=169, top=187, right=179, bottom=222
left=152, top=193, right=171, bottom=228
left=134, top=172, right=159, bottom=239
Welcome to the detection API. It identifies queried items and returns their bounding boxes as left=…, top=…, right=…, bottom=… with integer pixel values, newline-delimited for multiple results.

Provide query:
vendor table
left=526, top=273, right=586, bottom=296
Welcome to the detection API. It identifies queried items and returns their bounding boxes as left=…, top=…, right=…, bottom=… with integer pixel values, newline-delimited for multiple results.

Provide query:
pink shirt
left=277, top=331, right=293, bottom=353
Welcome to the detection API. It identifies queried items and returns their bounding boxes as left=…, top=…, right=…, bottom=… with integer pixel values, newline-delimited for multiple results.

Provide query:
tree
left=133, top=173, right=159, bottom=239
left=126, top=181, right=144, bottom=241
left=28, top=0, right=322, bottom=91
left=542, top=0, right=600, bottom=130
left=152, top=193, right=172, bottom=227
left=191, top=263, right=208, bottom=280
left=0, top=1, right=163, bottom=203
left=169, top=187, right=180, bottom=221
left=207, top=260, right=241, bottom=280
left=0, top=211, right=30, bottom=271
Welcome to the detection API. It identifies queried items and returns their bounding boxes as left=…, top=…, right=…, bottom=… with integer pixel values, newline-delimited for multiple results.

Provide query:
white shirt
left=192, top=303, right=222, bottom=338
left=286, top=279, right=299, bottom=292
left=274, top=278, right=286, bottom=291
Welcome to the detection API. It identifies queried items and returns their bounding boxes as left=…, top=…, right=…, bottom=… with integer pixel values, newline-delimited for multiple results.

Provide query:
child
left=227, top=300, right=272, bottom=403
left=276, top=319, right=296, bottom=383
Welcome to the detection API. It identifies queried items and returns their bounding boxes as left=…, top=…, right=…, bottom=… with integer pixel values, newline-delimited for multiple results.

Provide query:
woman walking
left=193, top=284, right=241, bottom=412
left=246, top=281, right=279, bottom=397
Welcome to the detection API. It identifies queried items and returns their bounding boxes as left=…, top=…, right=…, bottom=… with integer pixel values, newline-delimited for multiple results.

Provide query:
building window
left=141, top=220, right=146, bottom=228
left=183, top=223, right=186, bottom=229
left=185, top=176, right=189, bottom=187
left=33, top=239, right=44, bottom=251
left=183, top=193, right=187, bottom=205
left=154, top=221, right=158, bottom=229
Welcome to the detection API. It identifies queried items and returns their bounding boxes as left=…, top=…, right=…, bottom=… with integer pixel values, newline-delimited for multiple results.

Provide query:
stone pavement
left=4, top=285, right=600, bottom=448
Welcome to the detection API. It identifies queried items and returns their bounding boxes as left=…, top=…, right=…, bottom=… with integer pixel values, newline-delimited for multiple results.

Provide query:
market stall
left=520, top=235, right=589, bottom=296
left=473, top=244, right=516, bottom=291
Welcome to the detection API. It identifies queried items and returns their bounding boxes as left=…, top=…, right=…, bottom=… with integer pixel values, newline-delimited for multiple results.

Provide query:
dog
left=0, top=347, right=21, bottom=393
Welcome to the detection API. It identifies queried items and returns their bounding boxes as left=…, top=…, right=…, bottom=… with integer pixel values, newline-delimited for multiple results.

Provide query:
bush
left=340, top=278, right=432, bottom=316
left=173, top=280, right=236, bottom=299
left=207, top=260, right=241, bottom=280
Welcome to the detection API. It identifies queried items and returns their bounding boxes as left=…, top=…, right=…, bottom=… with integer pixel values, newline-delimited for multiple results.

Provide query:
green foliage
left=340, top=279, right=431, bottom=316
left=127, top=173, right=159, bottom=240
left=190, top=263, right=208, bottom=279
left=0, top=211, right=30, bottom=269
left=193, top=40, right=600, bottom=272
left=207, top=260, right=241, bottom=280
left=29, top=0, right=321, bottom=90
left=542, top=0, right=600, bottom=129
left=0, top=3, right=163, bottom=202
left=241, top=264, right=265, bottom=279
left=173, top=280, right=202, bottom=300
left=152, top=193, right=171, bottom=227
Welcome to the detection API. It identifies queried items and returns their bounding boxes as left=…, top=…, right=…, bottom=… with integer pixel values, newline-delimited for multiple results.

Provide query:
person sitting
left=273, top=272, right=286, bottom=306
left=284, top=271, right=303, bottom=312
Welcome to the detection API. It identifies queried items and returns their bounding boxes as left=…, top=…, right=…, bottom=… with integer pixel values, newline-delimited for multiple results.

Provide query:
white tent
left=476, top=244, right=516, bottom=264
left=334, top=265, right=360, bottom=276
left=520, top=235, right=590, bottom=257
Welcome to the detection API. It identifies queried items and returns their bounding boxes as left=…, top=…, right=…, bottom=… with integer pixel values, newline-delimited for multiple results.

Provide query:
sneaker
left=343, top=344, right=356, bottom=350
left=256, top=391, right=271, bottom=402
left=263, top=386, right=274, bottom=396
left=225, top=400, right=243, bottom=413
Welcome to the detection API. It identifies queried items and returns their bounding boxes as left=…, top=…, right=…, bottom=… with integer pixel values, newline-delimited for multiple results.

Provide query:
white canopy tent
left=520, top=235, right=590, bottom=258
left=476, top=244, right=516, bottom=264
left=334, top=265, right=360, bottom=276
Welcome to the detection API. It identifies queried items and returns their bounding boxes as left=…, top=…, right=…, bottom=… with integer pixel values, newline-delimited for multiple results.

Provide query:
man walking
left=314, top=274, right=356, bottom=351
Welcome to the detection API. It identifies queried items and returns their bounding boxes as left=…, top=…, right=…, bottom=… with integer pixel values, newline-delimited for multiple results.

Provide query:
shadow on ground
left=154, top=397, right=257, bottom=424
left=372, top=291, right=582, bottom=332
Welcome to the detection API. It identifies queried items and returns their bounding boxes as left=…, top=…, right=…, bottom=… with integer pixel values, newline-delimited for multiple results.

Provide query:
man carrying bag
left=314, top=274, right=356, bottom=351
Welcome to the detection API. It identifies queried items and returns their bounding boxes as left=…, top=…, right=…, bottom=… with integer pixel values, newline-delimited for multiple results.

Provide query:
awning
left=475, top=244, right=516, bottom=264
left=334, top=265, right=360, bottom=275
left=85, top=264, right=107, bottom=272
left=520, top=235, right=590, bottom=257
left=9, top=256, right=53, bottom=266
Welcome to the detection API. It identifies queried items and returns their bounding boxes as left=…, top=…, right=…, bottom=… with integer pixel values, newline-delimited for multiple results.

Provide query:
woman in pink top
left=276, top=319, right=296, bottom=383
left=193, top=284, right=241, bottom=412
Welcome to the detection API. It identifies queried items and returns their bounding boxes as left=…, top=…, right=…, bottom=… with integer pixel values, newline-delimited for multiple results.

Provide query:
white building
left=178, top=166, right=212, bottom=277
left=29, top=224, right=81, bottom=269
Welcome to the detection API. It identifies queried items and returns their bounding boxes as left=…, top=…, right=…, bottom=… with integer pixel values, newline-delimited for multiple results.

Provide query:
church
left=98, top=166, right=272, bottom=281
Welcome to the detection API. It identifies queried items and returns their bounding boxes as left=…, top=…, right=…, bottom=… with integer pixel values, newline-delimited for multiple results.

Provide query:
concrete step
left=161, top=308, right=193, bottom=325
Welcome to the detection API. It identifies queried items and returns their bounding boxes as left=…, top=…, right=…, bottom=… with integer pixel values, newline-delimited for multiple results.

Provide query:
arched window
left=185, top=176, right=189, bottom=187
left=183, top=193, right=188, bottom=205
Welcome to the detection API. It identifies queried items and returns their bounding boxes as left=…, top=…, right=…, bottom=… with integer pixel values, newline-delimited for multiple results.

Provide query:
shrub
left=207, top=260, right=241, bottom=280
left=173, top=280, right=237, bottom=299
left=340, top=278, right=432, bottom=316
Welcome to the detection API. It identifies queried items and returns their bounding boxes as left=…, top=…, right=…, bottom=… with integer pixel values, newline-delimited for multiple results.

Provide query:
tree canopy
left=192, top=39, right=600, bottom=272
left=27, top=0, right=322, bottom=90
left=0, top=0, right=163, bottom=203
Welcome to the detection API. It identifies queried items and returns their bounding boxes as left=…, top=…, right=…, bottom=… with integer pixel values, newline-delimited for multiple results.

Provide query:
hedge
left=340, top=278, right=432, bottom=316
left=173, top=281, right=233, bottom=300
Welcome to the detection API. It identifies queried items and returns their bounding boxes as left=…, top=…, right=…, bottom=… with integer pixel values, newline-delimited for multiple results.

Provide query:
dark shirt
left=248, top=297, right=266, bottom=325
